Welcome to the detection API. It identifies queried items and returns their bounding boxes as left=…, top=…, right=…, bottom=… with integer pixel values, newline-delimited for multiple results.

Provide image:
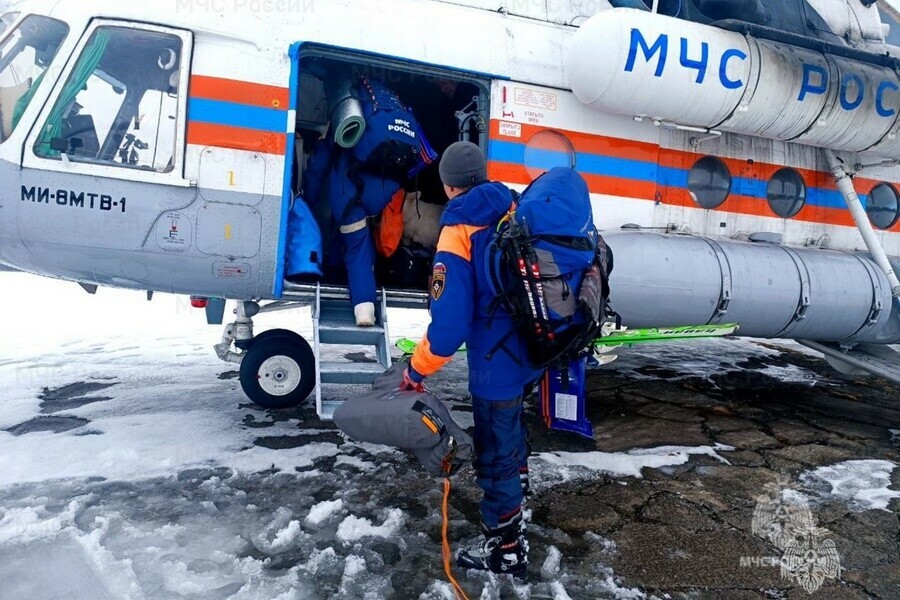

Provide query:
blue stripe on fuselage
left=188, top=98, right=287, bottom=133
left=489, top=139, right=861, bottom=210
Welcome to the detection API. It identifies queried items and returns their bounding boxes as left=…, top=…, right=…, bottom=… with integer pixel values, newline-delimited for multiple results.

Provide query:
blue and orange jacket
left=410, top=182, right=542, bottom=401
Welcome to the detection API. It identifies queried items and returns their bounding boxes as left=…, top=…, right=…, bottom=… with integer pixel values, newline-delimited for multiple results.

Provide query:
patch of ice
left=611, top=338, right=786, bottom=381
left=0, top=501, right=78, bottom=544
left=302, top=547, right=339, bottom=576
left=511, top=580, right=532, bottom=600
left=253, top=508, right=308, bottom=555
left=550, top=581, right=573, bottom=600
left=342, top=554, right=366, bottom=579
left=271, top=521, right=303, bottom=550
left=585, top=532, right=617, bottom=554
left=305, top=499, right=344, bottom=526
left=596, top=566, right=646, bottom=599
left=342, top=440, right=403, bottom=457
left=541, top=546, right=562, bottom=579
left=418, top=581, right=455, bottom=600
left=334, top=455, right=377, bottom=472
left=756, top=364, right=822, bottom=386
left=535, top=444, right=734, bottom=480
left=801, top=460, right=900, bottom=512
left=71, top=515, right=143, bottom=599
left=336, top=508, right=405, bottom=543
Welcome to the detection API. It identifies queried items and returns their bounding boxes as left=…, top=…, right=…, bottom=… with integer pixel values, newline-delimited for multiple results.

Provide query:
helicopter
left=0, top=0, right=897, bottom=418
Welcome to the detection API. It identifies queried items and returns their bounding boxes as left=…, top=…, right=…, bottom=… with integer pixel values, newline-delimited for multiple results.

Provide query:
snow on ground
left=0, top=272, right=884, bottom=599
left=800, top=460, right=900, bottom=512
left=336, top=509, right=405, bottom=543
left=306, top=499, right=344, bottom=526
left=534, top=444, right=734, bottom=485
left=0, top=274, right=430, bottom=486
left=610, top=336, right=827, bottom=386
left=1, top=273, right=628, bottom=599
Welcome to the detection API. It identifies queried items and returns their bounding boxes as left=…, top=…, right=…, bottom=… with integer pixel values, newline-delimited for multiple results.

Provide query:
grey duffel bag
left=333, top=361, right=473, bottom=477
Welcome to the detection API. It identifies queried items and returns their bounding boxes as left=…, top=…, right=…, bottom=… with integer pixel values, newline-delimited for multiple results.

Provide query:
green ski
left=396, top=338, right=467, bottom=355
left=395, top=338, right=420, bottom=355
left=397, top=324, right=738, bottom=355
left=593, top=323, right=740, bottom=347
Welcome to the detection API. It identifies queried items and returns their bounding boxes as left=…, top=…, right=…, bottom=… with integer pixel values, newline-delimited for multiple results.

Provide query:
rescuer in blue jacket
left=303, top=77, right=435, bottom=326
left=404, top=142, right=541, bottom=579
left=304, top=140, right=402, bottom=325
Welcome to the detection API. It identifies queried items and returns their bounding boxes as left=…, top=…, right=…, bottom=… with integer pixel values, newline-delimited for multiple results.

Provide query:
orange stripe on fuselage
left=190, top=75, right=290, bottom=110
left=491, top=120, right=660, bottom=164
left=489, top=119, right=900, bottom=232
left=487, top=161, right=658, bottom=201
left=187, top=122, right=287, bottom=155
left=655, top=148, right=883, bottom=196
left=663, top=187, right=859, bottom=227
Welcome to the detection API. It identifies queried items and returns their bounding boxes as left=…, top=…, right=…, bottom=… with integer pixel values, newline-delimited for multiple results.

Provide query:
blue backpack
left=351, top=77, right=437, bottom=182
left=487, top=168, right=614, bottom=370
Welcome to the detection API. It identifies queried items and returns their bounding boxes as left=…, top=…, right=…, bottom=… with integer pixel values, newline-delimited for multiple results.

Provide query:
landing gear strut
left=215, top=301, right=316, bottom=409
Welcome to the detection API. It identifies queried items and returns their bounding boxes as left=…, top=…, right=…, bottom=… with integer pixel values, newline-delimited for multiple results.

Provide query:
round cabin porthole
left=867, top=183, right=900, bottom=230
left=767, top=168, right=807, bottom=219
left=523, top=130, right=576, bottom=180
left=688, top=156, right=731, bottom=209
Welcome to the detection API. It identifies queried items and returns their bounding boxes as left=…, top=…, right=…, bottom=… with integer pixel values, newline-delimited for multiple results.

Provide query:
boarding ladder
left=312, top=285, right=393, bottom=419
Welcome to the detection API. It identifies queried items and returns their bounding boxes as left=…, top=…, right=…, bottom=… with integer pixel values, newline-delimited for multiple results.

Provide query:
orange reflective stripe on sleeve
left=436, top=224, right=487, bottom=262
left=411, top=335, right=454, bottom=378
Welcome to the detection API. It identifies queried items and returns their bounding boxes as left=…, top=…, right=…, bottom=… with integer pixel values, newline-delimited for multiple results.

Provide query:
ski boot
left=456, top=510, right=529, bottom=581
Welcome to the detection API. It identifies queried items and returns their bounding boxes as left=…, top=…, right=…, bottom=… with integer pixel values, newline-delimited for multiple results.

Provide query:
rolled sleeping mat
left=325, top=75, right=366, bottom=149
left=333, top=361, right=473, bottom=477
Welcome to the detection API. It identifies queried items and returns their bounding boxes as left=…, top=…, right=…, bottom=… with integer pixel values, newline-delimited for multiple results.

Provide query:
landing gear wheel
left=248, top=329, right=307, bottom=348
left=239, top=335, right=316, bottom=409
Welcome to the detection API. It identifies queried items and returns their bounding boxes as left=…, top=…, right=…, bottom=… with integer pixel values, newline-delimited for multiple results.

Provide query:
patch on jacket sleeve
left=431, top=263, right=446, bottom=300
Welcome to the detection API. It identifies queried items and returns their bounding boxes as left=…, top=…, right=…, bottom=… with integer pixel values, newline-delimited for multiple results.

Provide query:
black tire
left=249, top=328, right=307, bottom=348
left=239, top=335, right=316, bottom=410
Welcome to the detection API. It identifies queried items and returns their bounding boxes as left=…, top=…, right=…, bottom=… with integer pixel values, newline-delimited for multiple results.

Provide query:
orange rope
left=442, top=477, right=471, bottom=600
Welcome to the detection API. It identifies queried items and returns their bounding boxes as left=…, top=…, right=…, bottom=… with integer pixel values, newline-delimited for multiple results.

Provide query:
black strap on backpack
left=486, top=224, right=615, bottom=372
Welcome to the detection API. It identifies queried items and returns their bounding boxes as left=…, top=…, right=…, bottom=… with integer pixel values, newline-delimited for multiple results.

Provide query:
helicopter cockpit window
left=0, top=15, right=69, bottom=144
left=34, top=26, right=182, bottom=173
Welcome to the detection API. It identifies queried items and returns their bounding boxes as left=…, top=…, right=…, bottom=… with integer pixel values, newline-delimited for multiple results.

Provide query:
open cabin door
left=282, top=45, right=492, bottom=298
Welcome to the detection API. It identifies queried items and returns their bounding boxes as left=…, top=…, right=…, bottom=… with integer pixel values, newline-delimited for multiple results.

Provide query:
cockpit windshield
left=0, top=15, right=68, bottom=143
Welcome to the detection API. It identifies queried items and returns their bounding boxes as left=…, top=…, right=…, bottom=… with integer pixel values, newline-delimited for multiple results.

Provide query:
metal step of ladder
left=313, top=284, right=392, bottom=420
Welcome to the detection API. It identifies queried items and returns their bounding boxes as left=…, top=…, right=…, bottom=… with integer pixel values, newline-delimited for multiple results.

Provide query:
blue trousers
left=335, top=202, right=378, bottom=307
left=324, top=155, right=400, bottom=307
left=472, top=395, right=529, bottom=528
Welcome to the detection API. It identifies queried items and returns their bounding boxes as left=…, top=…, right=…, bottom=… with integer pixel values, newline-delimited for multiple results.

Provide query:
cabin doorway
left=285, top=45, right=490, bottom=295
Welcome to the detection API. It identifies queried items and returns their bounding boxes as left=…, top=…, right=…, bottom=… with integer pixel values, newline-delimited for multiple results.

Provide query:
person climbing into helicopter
left=304, top=76, right=436, bottom=326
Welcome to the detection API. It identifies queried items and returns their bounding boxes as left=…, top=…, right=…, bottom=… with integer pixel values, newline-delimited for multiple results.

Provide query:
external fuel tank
left=604, top=231, right=900, bottom=345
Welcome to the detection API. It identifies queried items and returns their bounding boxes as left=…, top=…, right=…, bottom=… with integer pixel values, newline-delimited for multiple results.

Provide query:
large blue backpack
left=351, top=77, right=437, bottom=182
left=487, top=168, right=614, bottom=370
